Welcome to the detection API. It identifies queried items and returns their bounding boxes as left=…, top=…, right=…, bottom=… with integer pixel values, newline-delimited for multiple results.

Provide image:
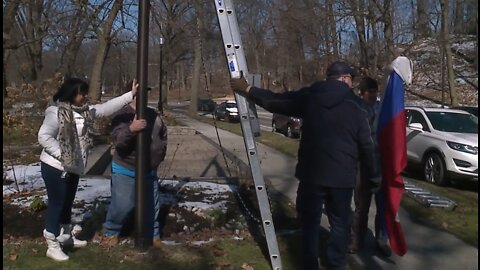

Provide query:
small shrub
left=29, top=196, right=47, bottom=213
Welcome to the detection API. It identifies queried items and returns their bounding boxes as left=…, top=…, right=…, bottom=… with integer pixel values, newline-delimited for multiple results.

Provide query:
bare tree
left=440, top=0, right=458, bottom=106
left=89, top=0, right=123, bottom=102
left=55, top=0, right=99, bottom=77
left=189, top=0, right=203, bottom=114
left=348, top=0, right=369, bottom=69
left=416, top=0, right=430, bottom=38
left=151, top=0, right=195, bottom=100
left=452, top=0, right=464, bottom=34
left=14, top=0, right=56, bottom=82
left=367, top=0, right=379, bottom=74
left=3, top=0, right=21, bottom=60
left=382, top=0, right=395, bottom=60
left=326, top=0, right=339, bottom=59
left=3, top=0, right=21, bottom=96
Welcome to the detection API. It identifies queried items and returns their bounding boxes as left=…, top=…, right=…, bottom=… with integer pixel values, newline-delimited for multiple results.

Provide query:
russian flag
left=376, top=57, right=412, bottom=256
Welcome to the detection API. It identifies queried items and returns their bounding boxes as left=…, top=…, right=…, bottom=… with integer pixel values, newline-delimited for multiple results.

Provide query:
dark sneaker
left=347, top=241, right=359, bottom=254
left=376, top=240, right=392, bottom=257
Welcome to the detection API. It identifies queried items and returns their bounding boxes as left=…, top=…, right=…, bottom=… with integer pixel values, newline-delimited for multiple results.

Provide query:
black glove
left=230, top=72, right=250, bottom=94
left=369, top=176, right=382, bottom=193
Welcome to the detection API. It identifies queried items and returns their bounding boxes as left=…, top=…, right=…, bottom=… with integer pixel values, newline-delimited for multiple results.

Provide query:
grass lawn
left=193, top=115, right=299, bottom=158
left=400, top=174, right=478, bottom=247
left=3, top=234, right=308, bottom=270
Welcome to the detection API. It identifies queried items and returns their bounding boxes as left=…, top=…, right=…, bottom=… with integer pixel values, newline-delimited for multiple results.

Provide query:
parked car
left=214, top=100, right=239, bottom=122
left=449, top=106, right=478, bottom=117
left=197, top=98, right=216, bottom=112
left=271, top=113, right=302, bottom=138
left=405, top=106, right=478, bottom=186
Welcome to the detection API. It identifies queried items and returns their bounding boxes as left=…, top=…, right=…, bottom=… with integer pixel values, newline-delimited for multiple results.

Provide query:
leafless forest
left=3, top=0, right=478, bottom=108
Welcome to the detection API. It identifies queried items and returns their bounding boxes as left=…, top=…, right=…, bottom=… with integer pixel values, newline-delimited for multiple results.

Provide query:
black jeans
left=352, top=166, right=388, bottom=245
left=41, top=162, right=79, bottom=236
left=296, top=181, right=353, bottom=270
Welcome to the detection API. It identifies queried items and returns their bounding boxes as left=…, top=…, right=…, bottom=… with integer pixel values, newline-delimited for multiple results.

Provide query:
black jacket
left=110, top=105, right=168, bottom=172
left=247, top=79, right=377, bottom=188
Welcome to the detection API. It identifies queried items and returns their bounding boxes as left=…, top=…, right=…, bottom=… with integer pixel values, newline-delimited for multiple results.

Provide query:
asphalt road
left=158, top=101, right=274, bottom=132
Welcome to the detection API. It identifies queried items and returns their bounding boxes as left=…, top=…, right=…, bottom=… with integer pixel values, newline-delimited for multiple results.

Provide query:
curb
left=85, top=144, right=112, bottom=176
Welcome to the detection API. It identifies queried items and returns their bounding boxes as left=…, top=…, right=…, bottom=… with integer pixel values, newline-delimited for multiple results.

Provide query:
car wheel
left=272, top=122, right=277, bottom=133
left=423, top=152, right=448, bottom=186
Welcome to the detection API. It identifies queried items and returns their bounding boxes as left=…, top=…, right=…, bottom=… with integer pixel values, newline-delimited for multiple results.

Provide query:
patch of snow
left=3, top=162, right=43, bottom=195
left=3, top=163, right=237, bottom=223
left=405, top=100, right=444, bottom=107
left=452, top=40, right=476, bottom=54
left=161, top=240, right=181, bottom=246
left=180, top=201, right=228, bottom=212
left=189, top=238, right=214, bottom=246
left=160, top=179, right=237, bottom=194
left=12, top=102, right=35, bottom=109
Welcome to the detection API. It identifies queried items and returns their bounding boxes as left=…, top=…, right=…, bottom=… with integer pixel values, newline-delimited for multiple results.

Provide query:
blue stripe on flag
left=377, top=72, right=405, bottom=133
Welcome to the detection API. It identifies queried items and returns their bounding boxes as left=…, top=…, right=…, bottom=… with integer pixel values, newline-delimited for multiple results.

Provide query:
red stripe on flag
left=378, top=110, right=408, bottom=256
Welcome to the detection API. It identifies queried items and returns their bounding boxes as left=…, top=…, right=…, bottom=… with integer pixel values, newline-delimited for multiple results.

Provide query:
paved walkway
left=170, top=111, right=478, bottom=270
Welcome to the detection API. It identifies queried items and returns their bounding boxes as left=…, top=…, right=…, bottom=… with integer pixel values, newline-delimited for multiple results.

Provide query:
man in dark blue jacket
left=230, top=61, right=380, bottom=270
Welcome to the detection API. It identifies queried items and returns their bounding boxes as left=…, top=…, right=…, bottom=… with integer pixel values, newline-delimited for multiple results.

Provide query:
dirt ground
left=3, top=181, right=298, bottom=246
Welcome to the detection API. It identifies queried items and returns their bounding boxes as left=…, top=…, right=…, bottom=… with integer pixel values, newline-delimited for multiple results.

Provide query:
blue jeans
left=296, top=181, right=353, bottom=270
left=41, top=162, right=80, bottom=236
left=103, top=172, right=160, bottom=239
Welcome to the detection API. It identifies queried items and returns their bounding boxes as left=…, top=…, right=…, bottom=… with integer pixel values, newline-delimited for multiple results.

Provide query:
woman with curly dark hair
left=37, top=78, right=138, bottom=261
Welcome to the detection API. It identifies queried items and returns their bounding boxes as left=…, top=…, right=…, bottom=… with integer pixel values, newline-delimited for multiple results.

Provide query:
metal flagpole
left=135, top=0, right=151, bottom=249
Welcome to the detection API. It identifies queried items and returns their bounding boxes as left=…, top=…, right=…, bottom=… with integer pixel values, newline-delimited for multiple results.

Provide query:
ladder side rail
left=214, top=1, right=282, bottom=269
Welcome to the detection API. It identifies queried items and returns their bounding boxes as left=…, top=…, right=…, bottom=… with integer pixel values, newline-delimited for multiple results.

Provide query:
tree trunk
left=453, top=0, right=464, bottom=34
left=89, top=0, right=123, bottom=102
left=416, top=0, right=430, bottom=38
left=59, top=30, right=88, bottom=78
left=190, top=0, right=203, bottom=115
left=476, top=10, right=478, bottom=70
left=440, top=0, right=458, bottom=106
left=368, top=0, right=379, bottom=75
left=58, top=13, right=90, bottom=78
left=16, top=0, right=46, bottom=82
left=3, top=0, right=20, bottom=98
left=350, top=0, right=369, bottom=69
left=180, top=62, right=186, bottom=101
left=55, top=0, right=94, bottom=78
left=3, top=0, right=21, bottom=74
left=326, top=0, right=338, bottom=58
left=254, top=48, right=261, bottom=76
left=383, top=0, right=395, bottom=60
left=89, top=36, right=111, bottom=101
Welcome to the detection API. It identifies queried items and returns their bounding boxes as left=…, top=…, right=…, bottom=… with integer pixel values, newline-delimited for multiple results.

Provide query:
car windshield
left=426, top=112, right=478, bottom=133
left=226, top=103, right=236, bottom=108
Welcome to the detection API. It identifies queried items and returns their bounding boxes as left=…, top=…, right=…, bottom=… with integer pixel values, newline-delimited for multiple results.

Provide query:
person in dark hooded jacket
left=230, top=61, right=380, bottom=270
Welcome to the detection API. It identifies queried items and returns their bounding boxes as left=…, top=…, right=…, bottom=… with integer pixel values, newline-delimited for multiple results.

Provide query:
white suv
left=405, top=106, right=478, bottom=185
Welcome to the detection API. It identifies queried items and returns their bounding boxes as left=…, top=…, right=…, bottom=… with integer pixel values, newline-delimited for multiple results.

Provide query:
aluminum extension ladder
left=213, top=0, right=283, bottom=269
